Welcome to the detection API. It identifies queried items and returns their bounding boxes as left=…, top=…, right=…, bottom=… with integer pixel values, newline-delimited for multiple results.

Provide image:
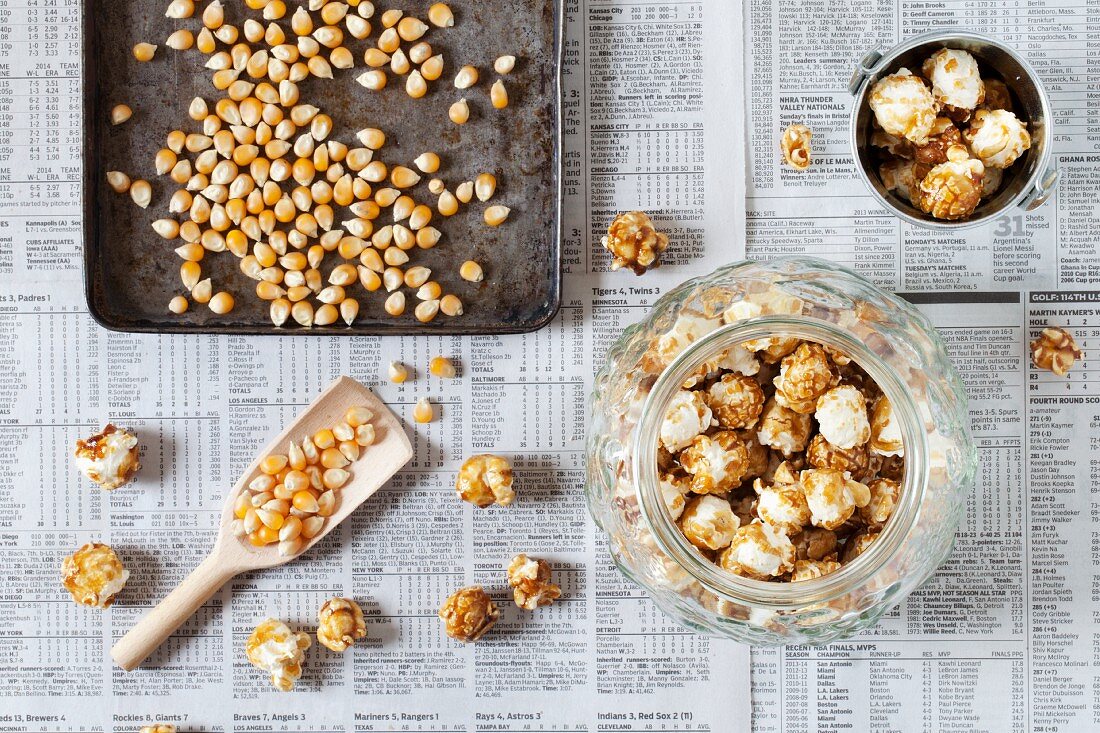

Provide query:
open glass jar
left=585, top=257, right=977, bottom=645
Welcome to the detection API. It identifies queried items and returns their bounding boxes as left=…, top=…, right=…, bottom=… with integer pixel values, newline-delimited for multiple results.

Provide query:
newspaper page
left=745, top=1, right=1100, bottom=731
left=0, top=0, right=753, bottom=731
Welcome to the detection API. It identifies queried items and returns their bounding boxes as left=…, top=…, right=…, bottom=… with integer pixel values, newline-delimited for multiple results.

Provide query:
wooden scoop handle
left=110, top=551, right=239, bottom=671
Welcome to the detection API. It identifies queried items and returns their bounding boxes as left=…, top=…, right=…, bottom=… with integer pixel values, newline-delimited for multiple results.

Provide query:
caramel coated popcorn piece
left=964, top=109, right=1031, bottom=169
left=790, top=559, right=842, bottom=582
left=316, top=597, right=367, bottom=652
left=981, top=78, right=1013, bottom=112
left=870, top=129, right=914, bottom=159
left=917, top=145, right=984, bottom=221
left=439, top=585, right=499, bottom=642
left=912, top=117, right=964, bottom=166
left=868, top=68, right=937, bottom=145
left=245, top=618, right=311, bottom=691
left=706, top=373, right=765, bottom=429
left=679, top=431, right=751, bottom=495
left=659, top=472, right=690, bottom=520
left=841, top=530, right=879, bottom=564
left=456, top=454, right=515, bottom=507
left=74, top=424, right=140, bottom=490
left=860, top=477, right=900, bottom=527
left=806, top=433, right=870, bottom=477
left=61, top=542, right=129, bottom=608
left=678, top=494, right=740, bottom=551
left=601, top=211, right=669, bottom=275
left=922, top=48, right=985, bottom=112
left=792, top=526, right=838, bottom=561
left=660, top=389, right=713, bottom=453
left=780, top=123, right=811, bottom=170
left=742, top=335, right=801, bottom=364
left=1030, top=327, right=1082, bottom=377
left=814, top=384, right=871, bottom=450
left=774, top=342, right=837, bottom=414
left=718, top=522, right=796, bottom=580
left=869, top=396, right=904, bottom=456
left=506, top=554, right=562, bottom=610
left=879, top=158, right=928, bottom=208
left=753, top=478, right=811, bottom=535
left=799, top=468, right=871, bottom=530
left=756, top=397, right=813, bottom=456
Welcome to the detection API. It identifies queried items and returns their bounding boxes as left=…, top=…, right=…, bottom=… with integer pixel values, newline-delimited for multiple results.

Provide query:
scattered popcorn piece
left=753, top=477, right=811, bottom=535
left=679, top=431, right=751, bottom=495
left=963, top=108, right=1031, bottom=169
left=74, top=424, right=140, bottom=490
left=774, top=342, right=837, bottom=414
left=61, top=542, right=129, bottom=608
left=917, top=144, right=984, bottom=221
left=659, top=389, right=713, bottom=453
left=601, top=211, right=669, bottom=274
left=807, top=433, right=870, bottom=477
left=506, top=554, right=562, bottom=610
left=814, top=384, right=870, bottom=450
left=790, top=559, right=843, bottom=582
left=718, top=522, right=796, bottom=580
left=780, top=123, right=811, bottom=170
left=706, top=373, right=765, bottom=429
left=439, top=585, right=499, bottom=642
left=869, top=396, right=904, bottom=456
left=868, top=68, right=937, bottom=145
left=800, top=468, right=871, bottom=530
left=1030, top=326, right=1082, bottom=377
left=861, top=477, right=900, bottom=527
left=922, top=48, right=985, bottom=111
left=456, top=454, right=515, bottom=507
left=245, top=618, right=311, bottom=691
left=316, top=597, right=367, bottom=652
left=756, top=397, right=813, bottom=456
left=678, top=494, right=740, bottom=551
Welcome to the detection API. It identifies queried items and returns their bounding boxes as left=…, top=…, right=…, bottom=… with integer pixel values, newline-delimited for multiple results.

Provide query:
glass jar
left=584, top=257, right=977, bottom=645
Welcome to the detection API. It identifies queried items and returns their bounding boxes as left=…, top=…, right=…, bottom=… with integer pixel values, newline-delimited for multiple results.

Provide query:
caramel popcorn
left=742, top=335, right=801, bottom=364
left=964, top=109, right=1031, bottom=169
left=774, top=342, right=837, bottom=413
left=917, top=145, right=984, bottom=221
left=316, top=597, right=367, bottom=652
left=740, top=430, right=770, bottom=479
left=753, top=478, right=810, bottom=535
left=912, top=117, right=964, bottom=166
left=756, top=397, right=813, bottom=456
left=659, top=472, right=690, bottom=520
left=780, top=123, right=812, bottom=170
left=679, top=494, right=739, bottom=551
left=683, top=345, right=760, bottom=387
left=1030, top=326, right=1082, bottom=377
left=679, top=431, right=751, bottom=495
left=718, top=522, right=795, bottom=580
left=61, top=542, right=129, bottom=608
left=869, top=396, right=904, bottom=456
left=981, top=78, right=1012, bottom=112
left=790, top=559, right=843, bottom=582
left=981, top=166, right=1003, bottom=199
left=841, top=530, right=879, bottom=564
left=792, top=526, right=838, bottom=561
left=815, top=384, right=871, bottom=450
left=861, top=478, right=900, bottom=527
left=651, top=312, right=720, bottom=368
left=879, top=158, right=928, bottom=208
left=870, top=129, right=913, bottom=159
left=140, top=725, right=176, bottom=733
left=868, top=68, right=937, bottom=145
left=922, top=48, right=984, bottom=112
left=660, top=389, right=713, bottom=453
left=456, top=454, right=515, bottom=508
left=800, top=468, right=871, bottom=530
left=506, top=554, right=562, bottom=610
left=806, top=433, right=870, bottom=477
left=439, top=585, right=499, bottom=642
left=245, top=618, right=311, bottom=691
left=602, top=211, right=669, bottom=275
left=74, top=424, right=140, bottom=490
left=706, top=373, right=765, bottom=429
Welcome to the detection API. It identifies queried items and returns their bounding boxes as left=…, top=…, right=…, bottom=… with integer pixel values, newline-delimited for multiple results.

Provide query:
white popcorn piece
left=815, top=385, right=871, bottom=450
left=652, top=312, right=720, bottom=365
left=756, top=397, right=813, bottom=456
left=659, top=389, right=713, bottom=453
left=868, top=68, right=937, bottom=145
left=922, top=48, right=984, bottom=110
left=880, top=159, right=923, bottom=207
left=659, top=473, right=689, bottom=520
left=74, top=424, right=140, bottom=490
left=963, top=108, right=1031, bottom=169
left=754, top=478, right=811, bottom=535
left=679, top=431, right=751, bottom=495
left=718, top=521, right=796, bottom=580
left=800, top=468, right=871, bottom=530
left=679, top=494, right=740, bottom=551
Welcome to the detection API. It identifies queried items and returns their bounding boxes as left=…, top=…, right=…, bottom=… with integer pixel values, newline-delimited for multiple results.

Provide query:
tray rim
left=81, top=0, right=563, bottom=337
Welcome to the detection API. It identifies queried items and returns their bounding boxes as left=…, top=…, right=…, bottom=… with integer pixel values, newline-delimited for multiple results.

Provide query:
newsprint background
left=0, top=0, right=1095, bottom=731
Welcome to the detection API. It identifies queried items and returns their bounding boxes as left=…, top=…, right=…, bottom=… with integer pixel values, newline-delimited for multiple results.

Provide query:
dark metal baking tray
left=83, top=0, right=561, bottom=335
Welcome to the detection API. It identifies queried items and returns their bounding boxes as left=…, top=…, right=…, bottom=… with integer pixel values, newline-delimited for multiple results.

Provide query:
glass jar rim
left=632, top=315, right=929, bottom=610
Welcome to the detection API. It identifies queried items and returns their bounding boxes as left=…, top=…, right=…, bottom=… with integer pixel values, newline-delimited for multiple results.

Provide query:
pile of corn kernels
left=108, top=0, right=516, bottom=326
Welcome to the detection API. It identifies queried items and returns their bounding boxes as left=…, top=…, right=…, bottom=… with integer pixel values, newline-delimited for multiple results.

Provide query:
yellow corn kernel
left=428, top=2, right=453, bottom=27
left=437, top=190, right=458, bottom=216
left=429, top=356, right=456, bottom=378
left=317, top=490, right=336, bottom=516
left=494, top=55, right=516, bottom=74
left=415, top=300, right=439, bottom=323
left=421, top=54, right=444, bottom=81
left=454, top=65, right=478, bottom=89
left=209, top=291, right=235, bottom=314
left=413, top=397, right=434, bottom=423
left=292, top=489, right=320, bottom=513
left=405, top=69, right=427, bottom=98
left=110, top=104, right=133, bottom=125
left=490, top=79, right=509, bottom=108
left=133, top=42, right=157, bottom=62
left=270, top=298, right=292, bottom=327
left=355, top=424, right=376, bottom=447
left=314, top=304, right=339, bottom=326
left=345, top=406, right=373, bottom=427
left=388, top=361, right=409, bottom=383
left=312, top=428, right=335, bottom=449
left=484, top=205, right=510, bottom=226
left=321, top=447, right=350, bottom=469
left=440, top=294, right=464, bottom=317
left=397, top=16, right=428, bottom=41
left=459, top=260, right=484, bottom=282
left=384, top=291, right=406, bottom=316
left=261, top=454, right=289, bottom=475
left=340, top=298, right=359, bottom=326
left=449, top=98, right=469, bottom=125
left=322, top=468, right=350, bottom=490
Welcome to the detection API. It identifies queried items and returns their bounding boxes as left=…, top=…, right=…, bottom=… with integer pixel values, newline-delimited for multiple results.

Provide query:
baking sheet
left=83, top=0, right=561, bottom=334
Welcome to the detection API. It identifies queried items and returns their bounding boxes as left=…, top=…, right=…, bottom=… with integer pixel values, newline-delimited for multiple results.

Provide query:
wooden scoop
left=110, top=376, right=413, bottom=671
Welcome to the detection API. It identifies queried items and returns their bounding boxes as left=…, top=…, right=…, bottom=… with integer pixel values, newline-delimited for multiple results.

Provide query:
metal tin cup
left=849, top=30, right=1058, bottom=230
